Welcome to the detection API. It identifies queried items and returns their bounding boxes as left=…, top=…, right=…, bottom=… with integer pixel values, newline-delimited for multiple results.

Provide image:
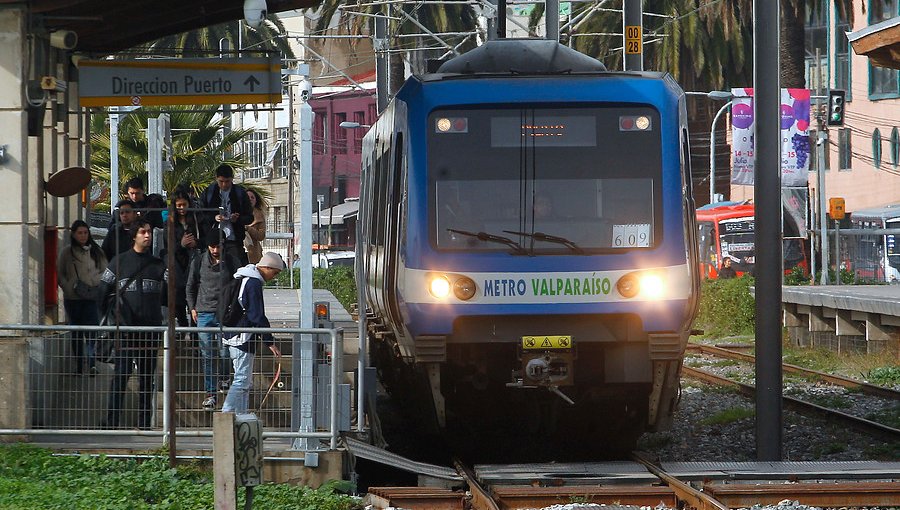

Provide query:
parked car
left=311, top=250, right=355, bottom=269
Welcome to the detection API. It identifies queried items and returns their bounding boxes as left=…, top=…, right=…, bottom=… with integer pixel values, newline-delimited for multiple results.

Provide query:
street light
left=339, top=119, right=372, bottom=434
left=707, top=91, right=734, bottom=205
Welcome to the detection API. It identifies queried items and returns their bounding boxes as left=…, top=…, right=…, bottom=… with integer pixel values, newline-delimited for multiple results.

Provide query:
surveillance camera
left=244, top=0, right=268, bottom=29
left=298, top=79, right=313, bottom=102
left=50, top=30, right=77, bottom=50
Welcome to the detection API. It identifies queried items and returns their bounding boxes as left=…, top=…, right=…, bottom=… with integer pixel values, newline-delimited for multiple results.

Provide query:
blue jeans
left=222, top=346, right=254, bottom=414
left=196, top=312, right=229, bottom=395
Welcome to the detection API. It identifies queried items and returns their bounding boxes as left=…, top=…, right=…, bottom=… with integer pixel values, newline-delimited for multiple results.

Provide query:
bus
left=696, top=202, right=808, bottom=279
left=847, top=203, right=900, bottom=283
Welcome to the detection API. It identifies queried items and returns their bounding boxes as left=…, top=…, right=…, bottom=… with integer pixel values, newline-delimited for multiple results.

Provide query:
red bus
left=696, top=203, right=808, bottom=279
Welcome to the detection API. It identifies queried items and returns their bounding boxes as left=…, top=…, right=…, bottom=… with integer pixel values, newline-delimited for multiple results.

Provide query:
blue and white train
left=358, top=39, right=700, bottom=450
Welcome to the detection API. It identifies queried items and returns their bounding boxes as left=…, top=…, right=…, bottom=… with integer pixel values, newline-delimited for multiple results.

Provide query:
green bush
left=268, top=267, right=358, bottom=313
left=0, top=443, right=360, bottom=509
left=695, top=276, right=756, bottom=337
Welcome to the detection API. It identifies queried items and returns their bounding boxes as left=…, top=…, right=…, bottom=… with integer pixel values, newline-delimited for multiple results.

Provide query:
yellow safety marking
left=522, top=335, right=573, bottom=349
left=625, top=25, right=642, bottom=54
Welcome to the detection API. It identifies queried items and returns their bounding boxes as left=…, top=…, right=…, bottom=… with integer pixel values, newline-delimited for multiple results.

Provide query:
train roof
left=427, top=39, right=665, bottom=79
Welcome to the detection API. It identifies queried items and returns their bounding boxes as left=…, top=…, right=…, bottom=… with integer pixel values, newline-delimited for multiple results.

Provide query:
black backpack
left=217, top=276, right=247, bottom=327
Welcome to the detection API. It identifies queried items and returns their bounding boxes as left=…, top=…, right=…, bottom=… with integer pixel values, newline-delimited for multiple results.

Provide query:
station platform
left=781, top=284, right=900, bottom=354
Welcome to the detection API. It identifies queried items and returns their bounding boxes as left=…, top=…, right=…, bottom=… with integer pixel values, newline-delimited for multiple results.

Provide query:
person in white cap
left=221, top=252, right=284, bottom=414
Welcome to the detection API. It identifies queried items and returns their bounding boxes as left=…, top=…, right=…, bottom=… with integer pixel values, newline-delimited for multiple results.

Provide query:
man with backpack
left=186, top=227, right=241, bottom=411
left=221, top=252, right=284, bottom=414
left=98, top=218, right=167, bottom=429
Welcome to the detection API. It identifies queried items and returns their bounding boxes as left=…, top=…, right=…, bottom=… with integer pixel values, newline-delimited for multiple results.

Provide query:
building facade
left=729, top=0, right=900, bottom=214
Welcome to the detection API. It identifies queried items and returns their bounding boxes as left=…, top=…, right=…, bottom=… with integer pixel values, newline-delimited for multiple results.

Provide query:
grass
left=801, top=393, right=853, bottom=409
left=699, top=406, right=755, bottom=426
left=0, top=443, right=360, bottom=510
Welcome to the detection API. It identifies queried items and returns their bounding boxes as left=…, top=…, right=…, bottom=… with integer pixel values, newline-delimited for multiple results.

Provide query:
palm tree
left=130, top=16, right=295, bottom=59
left=312, top=0, right=480, bottom=94
left=90, top=106, right=264, bottom=210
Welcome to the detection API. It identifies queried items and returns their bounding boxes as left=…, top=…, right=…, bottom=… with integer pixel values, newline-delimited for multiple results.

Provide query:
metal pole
left=623, top=0, right=642, bottom=71
left=834, top=219, right=841, bottom=285
left=166, top=201, right=177, bottom=467
left=753, top=0, right=783, bottom=461
left=497, top=0, right=507, bottom=38
left=292, top=100, right=315, bottom=450
left=546, top=0, right=560, bottom=41
left=817, top=129, right=829, bottom=284
left=709, top=101, right=732, bottom=205
left=110, top=109, right=119, bottom=201
left=374, top=16, right=390, bottom=113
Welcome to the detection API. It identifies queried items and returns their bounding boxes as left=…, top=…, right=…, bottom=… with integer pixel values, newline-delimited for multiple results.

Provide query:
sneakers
left=218, top=380, right=230, bottom=393
left=202, top=395, right=217, bottom=411
left=88, top=366, right=99, bottom=377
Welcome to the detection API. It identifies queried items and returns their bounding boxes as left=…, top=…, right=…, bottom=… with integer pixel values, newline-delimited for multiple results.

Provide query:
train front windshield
left=428, top=107, right=662, bottom=253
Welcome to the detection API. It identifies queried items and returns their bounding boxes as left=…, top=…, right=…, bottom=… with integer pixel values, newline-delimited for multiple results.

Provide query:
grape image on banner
left=729, top=88, right=811, bottom=187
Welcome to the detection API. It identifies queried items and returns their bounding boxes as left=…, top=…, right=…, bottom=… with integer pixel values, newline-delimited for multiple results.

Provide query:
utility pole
left=753, top=0, right=783, bottom=461
left=623, top=0, right=642, bottom=71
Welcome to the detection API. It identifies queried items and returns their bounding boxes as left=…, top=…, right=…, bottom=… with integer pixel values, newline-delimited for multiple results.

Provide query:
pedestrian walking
left=186, top=228, right=241, bottom=410
left=164, top=189, right=203, bottom=329
left=244, top=188, right=266, bottom=264
left=57, top=220, right=107, bottom=376
left=99, top=218, right=167, bottom=429
left=221, top=252, right=284, bottom=414
left=199, top=164, right=252, bottom=266
left=101, top=199, right=138, bottom=261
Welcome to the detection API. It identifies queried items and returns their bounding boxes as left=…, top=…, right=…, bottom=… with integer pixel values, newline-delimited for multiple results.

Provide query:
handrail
left=0, top=324, right=344, bottom=451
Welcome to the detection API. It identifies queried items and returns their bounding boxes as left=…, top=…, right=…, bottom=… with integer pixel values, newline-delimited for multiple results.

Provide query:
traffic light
left=827, top=89, right=846, bottom=126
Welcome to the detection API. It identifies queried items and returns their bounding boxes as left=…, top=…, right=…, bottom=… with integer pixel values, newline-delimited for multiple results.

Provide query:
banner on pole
left=730, top=88, right=811, bottom=187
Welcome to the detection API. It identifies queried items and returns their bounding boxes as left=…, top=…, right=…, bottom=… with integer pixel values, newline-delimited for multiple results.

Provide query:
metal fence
left=828, top=228, right=900, bottom=284
left=0, top=324, right=349, bottom=449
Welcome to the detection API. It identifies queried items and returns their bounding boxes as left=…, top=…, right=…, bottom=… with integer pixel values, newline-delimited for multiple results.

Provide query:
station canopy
left=5, top=0, right=319, bottom=54
left=849, top=17, right=900, bottom=69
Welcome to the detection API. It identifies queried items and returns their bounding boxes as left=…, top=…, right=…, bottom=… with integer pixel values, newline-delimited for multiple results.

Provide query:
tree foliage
left=89, top=106, right=268, bottom=210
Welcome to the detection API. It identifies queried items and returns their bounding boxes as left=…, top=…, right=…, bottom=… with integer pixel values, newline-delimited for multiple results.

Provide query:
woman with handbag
left=243, top=189, right=266, bottom=264
left=57, top=219, right=107, bottom=376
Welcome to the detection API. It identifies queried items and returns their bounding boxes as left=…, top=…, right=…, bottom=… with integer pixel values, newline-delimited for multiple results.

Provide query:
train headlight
left=429, top=275, right=452, bottom=298
left=635, top=116, right=651, bottom=130
left=616, top=273, right=640, bottom=298
left=453, top=277, right=477, bottom=300
left=639, top=273, right=665, bottom=299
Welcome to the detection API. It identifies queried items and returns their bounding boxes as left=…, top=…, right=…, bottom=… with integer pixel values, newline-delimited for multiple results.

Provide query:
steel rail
left=686, top=344, right=900, bottom=400
left=631, top=452, right=730, bottom=510
left=452, top=458, right=500, bottom=510
left=682, top=366, right=900, bottom=440
left=703, top=481, right=900, bottom=508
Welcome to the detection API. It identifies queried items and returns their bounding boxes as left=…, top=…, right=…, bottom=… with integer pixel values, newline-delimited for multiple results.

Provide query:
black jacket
left=100, top=250, right=167, bottom=326
left=199, top=183, right=253, bottom=243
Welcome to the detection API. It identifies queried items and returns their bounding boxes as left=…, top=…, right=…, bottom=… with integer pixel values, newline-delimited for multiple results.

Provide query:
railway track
left=685, top=343, right=900, bottom=400
left=363, top=453, right=900, bottom=509
left=682, top=365, right=900, bottom=440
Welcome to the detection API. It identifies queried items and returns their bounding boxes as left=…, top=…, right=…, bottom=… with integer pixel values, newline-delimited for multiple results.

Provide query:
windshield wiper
left=447, top=228, right=527, bottom=254
left=504, top=230, right=585, bottom=254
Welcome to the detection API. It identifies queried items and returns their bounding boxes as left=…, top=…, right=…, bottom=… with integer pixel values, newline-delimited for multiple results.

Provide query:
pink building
left=730, top=0, right=900, bottom=215
left=309, top=86, right=376, bottom=213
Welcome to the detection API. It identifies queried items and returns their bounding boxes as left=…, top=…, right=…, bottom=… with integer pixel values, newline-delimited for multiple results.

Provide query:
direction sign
left=78, top=57, right=282, bottom=107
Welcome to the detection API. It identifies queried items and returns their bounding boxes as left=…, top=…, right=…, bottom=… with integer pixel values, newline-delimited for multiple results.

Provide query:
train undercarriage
left=371, top=319, right=686, bottom=459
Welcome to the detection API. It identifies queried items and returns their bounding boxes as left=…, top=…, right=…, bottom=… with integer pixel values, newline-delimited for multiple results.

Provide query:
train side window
left=392, top=133, right=405, bottom=242
left=682, top=129, right=694, bottom=201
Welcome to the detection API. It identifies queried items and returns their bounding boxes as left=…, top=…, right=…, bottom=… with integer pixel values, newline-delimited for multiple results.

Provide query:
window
left=313, top=110, right=327, bottom=154
left=353, top=111, right=366, bottom=153
left=838, top=128, right=852, bottom=170
left=805, top=0, right=828, bottom=91
left=276, top=127, right=290, bottom=177
left=835, top=9, right=851, bottom=93
left=870, top=0, right=900, bottom=97
left=242, top=131, right=268, bottom=178
left=333, top=112, right=347, bottom=155
left=891, top=127, right=899, bottom=167
left=873, top=128, right=883, bottom=168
